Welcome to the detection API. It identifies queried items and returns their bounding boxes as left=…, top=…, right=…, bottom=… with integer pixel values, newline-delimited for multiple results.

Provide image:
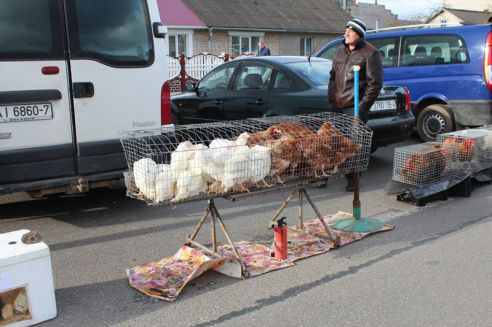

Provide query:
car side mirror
left=186, top=83, right=197, bottom=92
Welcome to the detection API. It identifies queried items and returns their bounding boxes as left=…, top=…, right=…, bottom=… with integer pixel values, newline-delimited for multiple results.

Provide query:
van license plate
left=0, top=104, right=53, bottom=123
left=370, top=100, right=397, bottom=111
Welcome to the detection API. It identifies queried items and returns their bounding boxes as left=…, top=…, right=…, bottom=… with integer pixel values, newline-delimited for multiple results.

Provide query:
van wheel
left=417, top=104, right=453, bottom=141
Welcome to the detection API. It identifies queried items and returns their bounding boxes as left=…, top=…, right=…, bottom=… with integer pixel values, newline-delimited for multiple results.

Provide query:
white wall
left=443, top=0, right=492, bottom=11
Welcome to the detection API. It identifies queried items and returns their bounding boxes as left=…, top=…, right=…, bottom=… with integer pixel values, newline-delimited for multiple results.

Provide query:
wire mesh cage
left=120, top=112, right=373, bottom=205
left=392, top=142, right=465, bottom=186
left=436, top=129, right=492, bottom=172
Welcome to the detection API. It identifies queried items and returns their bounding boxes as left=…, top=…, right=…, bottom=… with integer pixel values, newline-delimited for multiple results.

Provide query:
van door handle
left=255, top=98, right=265, bottom=105
left=73, top=82, right=94, bottom=98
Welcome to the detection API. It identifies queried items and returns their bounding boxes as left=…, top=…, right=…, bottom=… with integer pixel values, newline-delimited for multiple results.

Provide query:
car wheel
left=417, top=104, right=453, bottom=142
left=171, top=113, right=180, bottom=125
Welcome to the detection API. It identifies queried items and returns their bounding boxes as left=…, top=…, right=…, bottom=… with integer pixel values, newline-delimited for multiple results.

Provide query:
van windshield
left=66, top=0, right=154, bottom=66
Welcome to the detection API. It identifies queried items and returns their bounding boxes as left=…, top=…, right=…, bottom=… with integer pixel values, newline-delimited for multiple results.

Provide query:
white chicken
left=154, top=164, right=175, bottom=203
left=235, top=132, right=250, bottom=146
left=201, top=139, right=236, bottom=192
left=223, top=145, right=252, bottom=192
left=248, top=145, right=272, bottom=187
left=170, top=141, right=195, bottom=183
left=172, top=169, right=208, bottom=202
left=172, top=143, right=212, bottom=202
left=132, top=158, right=157, bottom=200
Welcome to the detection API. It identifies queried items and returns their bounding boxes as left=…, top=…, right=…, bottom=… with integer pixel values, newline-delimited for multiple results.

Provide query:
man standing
left=328, top=18, right=383, bottom=191
left=257, top=41, right=271, bottom=56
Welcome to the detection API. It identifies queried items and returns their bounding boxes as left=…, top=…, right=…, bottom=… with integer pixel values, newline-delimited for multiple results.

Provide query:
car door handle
left=73, top=82, right=94, bottom=98
left=215, top=99, right=223, bottom=105
left=255, top=99, right=265, bottom=105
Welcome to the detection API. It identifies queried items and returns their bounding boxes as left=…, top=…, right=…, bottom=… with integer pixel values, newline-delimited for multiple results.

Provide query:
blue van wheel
left=417, top=104, right=453, bottom=142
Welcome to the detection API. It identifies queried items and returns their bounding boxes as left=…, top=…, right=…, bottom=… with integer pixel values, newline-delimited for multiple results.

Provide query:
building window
left=169, top=34, right=186, bottom=57
left=300, top=37, right=313, bottom=56
left=440, top=19, right=447, bottom=27
left=231, top=36, right=260, bottom=56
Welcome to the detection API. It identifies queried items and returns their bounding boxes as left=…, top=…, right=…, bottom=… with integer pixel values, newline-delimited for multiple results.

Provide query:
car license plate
left=370, top=99, right=397, bottom=111
left=0, top=103, right=53, bottom=123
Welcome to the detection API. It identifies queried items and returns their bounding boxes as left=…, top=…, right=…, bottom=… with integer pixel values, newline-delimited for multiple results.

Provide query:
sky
left=357, top=0, right=443, bottom=20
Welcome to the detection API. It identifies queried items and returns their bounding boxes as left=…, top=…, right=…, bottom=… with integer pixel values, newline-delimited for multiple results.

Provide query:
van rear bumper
left=449, top=100, right=492, bottom=126
left=0, top=170, right=125, bottom=195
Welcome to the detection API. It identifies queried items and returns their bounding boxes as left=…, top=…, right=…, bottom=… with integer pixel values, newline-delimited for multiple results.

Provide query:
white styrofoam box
left=0, top=230, right=57, bottom=326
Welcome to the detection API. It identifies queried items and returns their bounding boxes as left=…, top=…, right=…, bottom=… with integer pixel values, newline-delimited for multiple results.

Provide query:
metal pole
left=353, top=65, right=362, bottom=221
left=332, top=65, right=384, bottom=232
left=298, top=189, right=304, bottom=228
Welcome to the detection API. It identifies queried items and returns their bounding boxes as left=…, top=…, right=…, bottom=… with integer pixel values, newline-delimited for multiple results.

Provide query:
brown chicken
left=245, top=125, right=282, bottom=146
left=441, top=136, right=476, bottom=162
left=458, top=138, right=476, bottom=161
left=264, top=134, right=303, bottom=179
left=401, top=146, right=446, bottom=184
left=317, top=121, right=343, bottom=137
left=276, top=121, right=316, bottom=138
left=298, top=134, right=337, bottom=177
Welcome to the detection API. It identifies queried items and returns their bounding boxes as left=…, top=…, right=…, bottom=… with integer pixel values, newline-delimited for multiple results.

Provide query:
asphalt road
left=1, top=137, right=491, bottom=326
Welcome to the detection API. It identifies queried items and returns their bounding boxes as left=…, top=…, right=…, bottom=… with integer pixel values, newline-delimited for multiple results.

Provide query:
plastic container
left=0, top=230, right=57, bottom=326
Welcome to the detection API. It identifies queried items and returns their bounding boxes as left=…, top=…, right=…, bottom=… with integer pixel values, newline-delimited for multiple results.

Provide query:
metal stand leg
left=186, top=199, right=249, bottom=277
left=301, top=189, right=340, bottom=247
left=298, top=190, right=304, bottom=229
left=267, top=188, right=297, bottom=228
left=267, top=186, right=340, bottom=247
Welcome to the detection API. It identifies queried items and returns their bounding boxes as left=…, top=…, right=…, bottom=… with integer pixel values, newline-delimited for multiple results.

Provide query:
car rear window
left=285, top=61, right=332, bottom=85
left=66, top=0, right=154, bottom=67
left=0, top=0, right=64, bottom=60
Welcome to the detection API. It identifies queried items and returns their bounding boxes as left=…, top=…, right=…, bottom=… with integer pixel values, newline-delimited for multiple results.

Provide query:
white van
left=0, top=0, right=173, bottom=197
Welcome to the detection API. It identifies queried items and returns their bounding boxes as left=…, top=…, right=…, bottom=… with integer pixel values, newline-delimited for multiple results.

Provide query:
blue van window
left=367, top=37, right=398, bottom=68
left=400, top=35, right=469, bottom=67
left=0, top=0, right=64, bottom=60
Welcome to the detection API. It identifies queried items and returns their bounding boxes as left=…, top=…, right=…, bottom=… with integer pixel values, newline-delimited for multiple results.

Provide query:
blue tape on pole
left=354, top=66, right=360, bottom=118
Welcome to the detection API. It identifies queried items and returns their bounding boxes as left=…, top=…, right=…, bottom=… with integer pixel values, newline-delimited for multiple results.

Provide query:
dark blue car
left=316, top=24, right=492, bottom=141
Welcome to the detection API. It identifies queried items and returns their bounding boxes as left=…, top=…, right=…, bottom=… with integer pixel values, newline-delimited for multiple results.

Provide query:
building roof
left=158, top=0, right=206, bottom=28
left=180, top=0, right=352, bottom=33
left=428, top=8, right=492, bottom=25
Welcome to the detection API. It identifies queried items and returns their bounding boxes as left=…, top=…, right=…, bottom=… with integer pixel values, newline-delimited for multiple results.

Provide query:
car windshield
left=285, top=61, right=332, bottom=85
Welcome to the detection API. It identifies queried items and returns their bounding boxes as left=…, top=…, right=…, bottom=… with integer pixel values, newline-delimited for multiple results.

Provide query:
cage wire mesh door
left=436, top=129, right=492, bottom=173
left=120, top=112, right=372, bottom=274
left=120, top=112, right=373, bottom=205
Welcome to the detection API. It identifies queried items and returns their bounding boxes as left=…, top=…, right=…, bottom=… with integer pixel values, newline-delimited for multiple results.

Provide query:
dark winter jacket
left=328, top=39, right=383, bottom=121
left=258, top=46, right=271, bottom=56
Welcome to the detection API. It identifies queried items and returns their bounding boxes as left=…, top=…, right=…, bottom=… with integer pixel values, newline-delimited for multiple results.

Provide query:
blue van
left=315, top=24, right=492, bottom=141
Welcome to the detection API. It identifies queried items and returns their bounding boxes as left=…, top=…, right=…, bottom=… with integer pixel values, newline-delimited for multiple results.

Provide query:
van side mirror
left=186, top=83, right=197, bottom=92
left=153, top=22, right=167, bottom=38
